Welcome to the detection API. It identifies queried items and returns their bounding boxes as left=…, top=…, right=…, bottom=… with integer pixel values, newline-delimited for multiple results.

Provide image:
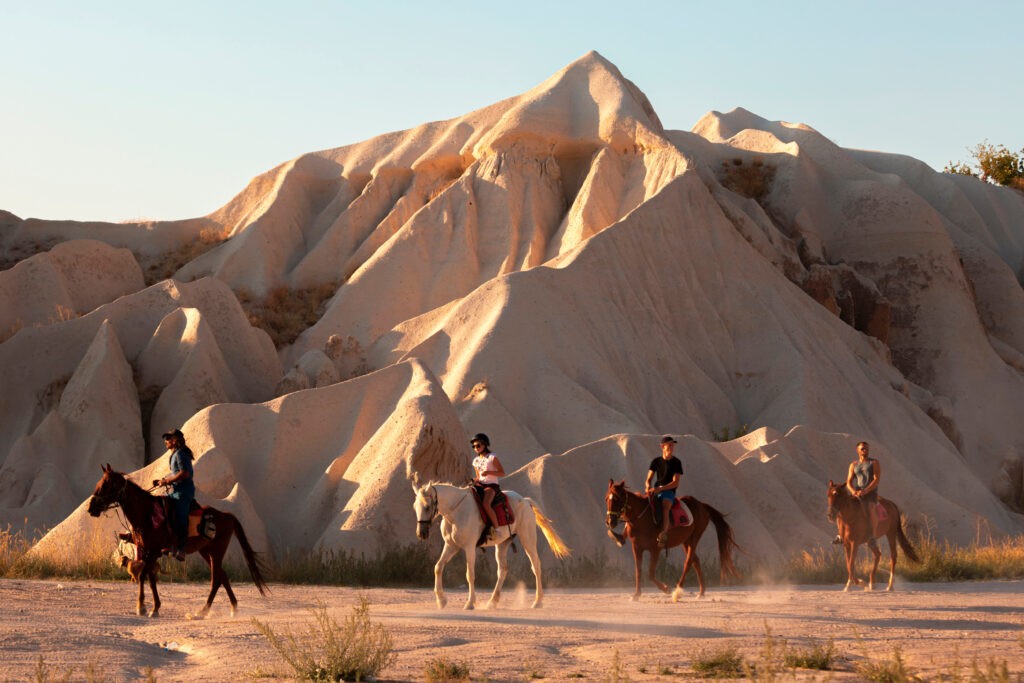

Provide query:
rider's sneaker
left=831, top=535, right=842, bottom=545
left=657, top=531, right=668, bottom=546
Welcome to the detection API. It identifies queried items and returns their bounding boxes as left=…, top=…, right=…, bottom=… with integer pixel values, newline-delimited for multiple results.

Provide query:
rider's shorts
left=656, top=489, right=677, bottom=502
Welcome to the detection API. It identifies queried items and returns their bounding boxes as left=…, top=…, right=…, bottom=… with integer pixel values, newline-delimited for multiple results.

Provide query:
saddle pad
left=671, top=500, right=693, bottom=527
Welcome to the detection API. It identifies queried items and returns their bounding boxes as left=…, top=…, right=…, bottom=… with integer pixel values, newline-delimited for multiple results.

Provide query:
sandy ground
left=0, top=576, right=1022, bottom=682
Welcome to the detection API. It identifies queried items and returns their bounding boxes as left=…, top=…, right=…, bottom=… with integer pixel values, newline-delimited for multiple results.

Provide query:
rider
left=153, top=428, right=195, bottom=561
left=645, top=435, right=683, bottom=546
left=470, top=433, right=505, bottom=540
left=844, top=441, right=881, bottom=549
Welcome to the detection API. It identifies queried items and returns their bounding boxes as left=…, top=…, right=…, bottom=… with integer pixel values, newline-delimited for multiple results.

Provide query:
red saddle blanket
left=670, top=499, right=691, bottom=527
left=472, top=486, right=515, bottom=527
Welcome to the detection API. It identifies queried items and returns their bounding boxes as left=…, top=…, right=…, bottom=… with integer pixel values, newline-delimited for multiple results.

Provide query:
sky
left=3, top=1, right=1022, bottom=223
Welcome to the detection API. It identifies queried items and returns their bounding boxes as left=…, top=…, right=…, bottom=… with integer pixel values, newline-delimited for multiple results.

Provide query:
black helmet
left=471, top=433, right=490, bottom=447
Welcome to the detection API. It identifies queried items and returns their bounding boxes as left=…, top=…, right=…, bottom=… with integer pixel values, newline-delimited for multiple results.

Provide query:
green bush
left=252, top=597, right=395, bottom=681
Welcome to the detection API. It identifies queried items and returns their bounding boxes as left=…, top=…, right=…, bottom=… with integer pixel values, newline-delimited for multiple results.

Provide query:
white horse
left=413, top=482, right=571, bottom=610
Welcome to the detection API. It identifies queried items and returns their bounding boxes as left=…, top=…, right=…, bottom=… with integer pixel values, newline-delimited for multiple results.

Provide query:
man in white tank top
left=471, top=433, right=506, bottom=537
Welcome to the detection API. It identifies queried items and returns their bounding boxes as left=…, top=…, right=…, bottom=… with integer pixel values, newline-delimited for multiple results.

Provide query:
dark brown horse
left=826, top=479, right=920, bottom=591
left=88, top=464, right=268, bottom=617
left=605, top=480, right=739, bottom=601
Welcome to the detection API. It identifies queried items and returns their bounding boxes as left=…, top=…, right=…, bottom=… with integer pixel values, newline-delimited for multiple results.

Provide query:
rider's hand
left=153, top=479, right=162, bottom=487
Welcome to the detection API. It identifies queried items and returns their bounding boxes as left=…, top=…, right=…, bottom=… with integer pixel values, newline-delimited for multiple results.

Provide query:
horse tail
left=894, top=508, right=921, bottom=564
left=527, top=500, right=572, bottom=560
left=704, top=502, right=741, bottom=582
left=229, top=513, right=270, bottom=595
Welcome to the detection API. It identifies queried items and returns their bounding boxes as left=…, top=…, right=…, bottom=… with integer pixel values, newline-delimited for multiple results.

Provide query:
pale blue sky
left=3, top=1, right=1021, bottom=222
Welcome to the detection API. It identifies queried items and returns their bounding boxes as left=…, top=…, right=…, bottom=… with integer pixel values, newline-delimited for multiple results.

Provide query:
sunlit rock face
left=6, top=51, right=1024, bottom=564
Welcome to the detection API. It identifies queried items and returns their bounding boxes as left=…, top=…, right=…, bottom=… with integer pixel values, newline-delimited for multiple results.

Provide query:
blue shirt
left=169, top=447, right=195, bottom=499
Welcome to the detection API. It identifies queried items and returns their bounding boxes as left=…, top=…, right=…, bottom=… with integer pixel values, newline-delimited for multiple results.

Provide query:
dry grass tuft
left=252, top=596, right=395, bottom=682
left=236, top=281, right=340, bottom=349
left=424, top=657, right=471, bottom=682
left=718, top=158, right=777, bottom=202
left=139, top=228, right=227, bottom=286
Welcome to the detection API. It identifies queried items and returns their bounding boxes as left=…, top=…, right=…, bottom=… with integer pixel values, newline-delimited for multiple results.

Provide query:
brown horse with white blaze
left=826, top=479, right=920, bottom=591
left=88, top=464, right=268, bottom=617
left=605, top=479, right=739, bottom=601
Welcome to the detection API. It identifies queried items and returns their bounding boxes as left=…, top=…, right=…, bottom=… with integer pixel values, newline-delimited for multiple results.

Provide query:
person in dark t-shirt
left=645, top=435, right=683, bottom=546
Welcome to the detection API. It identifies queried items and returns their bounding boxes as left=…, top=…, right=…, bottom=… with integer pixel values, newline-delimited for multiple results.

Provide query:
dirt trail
left=0, top=578, right=1022, bottom=681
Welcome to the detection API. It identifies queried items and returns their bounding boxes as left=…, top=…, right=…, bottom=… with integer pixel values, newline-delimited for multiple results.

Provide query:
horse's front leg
left=648, top=546, right=669, bottom=595
left=843, top=542, right=857, bottom=592
left=137, top=566, right=147, bottom=616
left=463, top=545, right=477, bottom=610
left=433, top=541, right=459, bottom=609
left=866, top=539, right=882, bottom=591
left=147, top=561, right=161, bottom=618
left=488, top=542, right=511, bottom=609
left=631, top=543, right=644, bottom=601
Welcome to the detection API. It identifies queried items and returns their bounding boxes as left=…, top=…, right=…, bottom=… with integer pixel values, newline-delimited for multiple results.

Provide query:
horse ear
left=608, top=478, right=614, bottom=487
left=827, top=479, right=834, bottom=487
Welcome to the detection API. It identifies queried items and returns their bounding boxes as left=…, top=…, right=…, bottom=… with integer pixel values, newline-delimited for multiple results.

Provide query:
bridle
left=606, top=487, right=631, bottom=528
left=89, top=476, right=130, bottom=515
left=416, top=487, right=439, bottom=532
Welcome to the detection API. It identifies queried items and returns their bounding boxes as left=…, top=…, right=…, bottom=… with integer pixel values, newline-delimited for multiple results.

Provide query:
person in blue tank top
left=153, top=428, right=195, bottom=561
left=845, top=441, right=881, bottom=549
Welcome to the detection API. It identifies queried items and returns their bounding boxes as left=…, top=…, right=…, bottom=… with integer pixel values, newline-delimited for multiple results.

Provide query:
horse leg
left=672, top=544, right=694, bottom=603
left=147, top=560, right=161, bottom=618
left=523, top=533, right=544, bottom=609
left=195, top=546, right=230, bottom=619
left=631, top=543, right=644, bottom=601
left=885, top=529, right=898, bottom=592
left=137, top=566, right=147, bottom=616
left=843, top=542, right=857, bottom=591
left=488, top=542, right=511, bottom=608
left=866, top=539, right=881, bottom=591
left=649, top=546, right=669, bottom=595
left=691, top=550, right=707, bottom=599
left=463, top=545, right=478, bottom=610
left=432, top=541, right=458, bottom=609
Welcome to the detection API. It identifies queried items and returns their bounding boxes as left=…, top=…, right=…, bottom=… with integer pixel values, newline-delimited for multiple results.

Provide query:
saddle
left=151, top=498, right=216, bottom=540
left=652, top=497, right=693, bottom=528
left=471, top=485, right=516, bottom=547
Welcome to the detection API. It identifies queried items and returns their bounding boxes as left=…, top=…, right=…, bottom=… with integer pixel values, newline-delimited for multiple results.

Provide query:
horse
left=413, top=482, right=571, bottom=610
left=88, top=464, right=269, bottom=617
left=605, top=479, right=740, bottom=601
left=826, top=479, right=920, bottom=591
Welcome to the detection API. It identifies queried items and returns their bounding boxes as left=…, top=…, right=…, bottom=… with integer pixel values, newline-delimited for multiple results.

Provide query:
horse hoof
left=530, top=601, right=542, bottom=609
left=436, top=598, right=447, bottom=609
left=630, top=594, right=640, bottom=602
left=463, top=603, right=475, bottom=611
left=136, top=606, right=146, bottom=616
left=671, top=588, right=683, bottom=603
left=148, top=609, right=159, bottom=618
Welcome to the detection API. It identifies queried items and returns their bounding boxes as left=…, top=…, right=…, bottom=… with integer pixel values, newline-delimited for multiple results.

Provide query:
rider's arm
left=863, top=459, right=881, bottom=495
left=644, top=469, right=655, bottom=492
left=845, top=462, right=857, bottom=496
left=486, top=456, right=505, bottom=478
left=663, top=473, right=680, bottom=492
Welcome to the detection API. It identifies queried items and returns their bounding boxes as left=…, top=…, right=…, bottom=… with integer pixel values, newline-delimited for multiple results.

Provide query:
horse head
left=413, top=482, right=438, bottom=540
left=88, top=463, right=127, bottom=517
left=605, top=479, right=631, bottom=529
left=826, top=479, right=847, bottom=523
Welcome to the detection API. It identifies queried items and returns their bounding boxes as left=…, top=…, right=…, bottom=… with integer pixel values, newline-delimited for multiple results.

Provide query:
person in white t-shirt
left=470, top=433, right=506, bottom=537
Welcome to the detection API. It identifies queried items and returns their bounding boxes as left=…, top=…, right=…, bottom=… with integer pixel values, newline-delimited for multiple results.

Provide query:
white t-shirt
left=473, top=453, right=500, bottom=485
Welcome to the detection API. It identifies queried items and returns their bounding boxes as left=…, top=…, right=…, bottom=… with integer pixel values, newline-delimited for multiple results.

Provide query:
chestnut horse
left=605, top=480, right=739, bottom=601
left=826, top=479, right=920, bottom=591
left=88, top=464, right=268, bottom=617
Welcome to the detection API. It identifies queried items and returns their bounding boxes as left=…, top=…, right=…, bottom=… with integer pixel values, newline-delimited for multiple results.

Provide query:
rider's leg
left=171, top=496, right=189, bottom=559
left=482, top=487, right=499, bottom=528
left=864, top=497, right=879, bottom=550
left=659, top=496, right=671, bottom=543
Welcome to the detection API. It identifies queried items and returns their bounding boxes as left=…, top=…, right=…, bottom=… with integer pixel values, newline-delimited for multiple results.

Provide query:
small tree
left=945, top=140, right=1024, bottom=189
